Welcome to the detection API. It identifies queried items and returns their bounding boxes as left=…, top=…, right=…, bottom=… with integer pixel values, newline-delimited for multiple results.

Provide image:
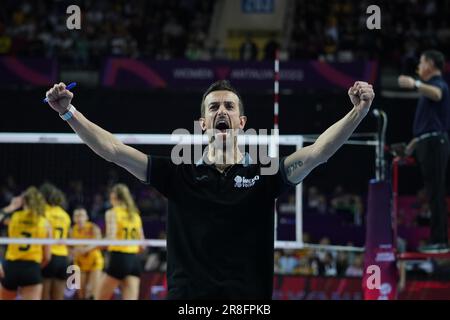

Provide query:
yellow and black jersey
left=5, top=210, right=49, bottom=263
left=45, top=205, right=71, bottom=256
left=72, top=222, right=104, bottom=272
left=107, top=206, right=142, bottom=254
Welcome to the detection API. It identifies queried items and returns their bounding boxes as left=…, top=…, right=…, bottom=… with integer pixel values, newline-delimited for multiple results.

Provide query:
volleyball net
left=0, top=132, right=378, bottom=252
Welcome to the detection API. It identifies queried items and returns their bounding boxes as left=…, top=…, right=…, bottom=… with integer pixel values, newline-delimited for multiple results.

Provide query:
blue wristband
left=60, top=105, right=76, bottom=121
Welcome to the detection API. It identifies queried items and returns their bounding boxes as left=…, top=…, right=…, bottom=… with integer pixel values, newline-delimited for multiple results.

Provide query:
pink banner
left=138, top=272, right=450, bottom=300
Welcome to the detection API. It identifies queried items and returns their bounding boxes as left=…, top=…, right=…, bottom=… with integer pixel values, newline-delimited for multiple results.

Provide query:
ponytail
left=111, top=184, right=139, bottom=219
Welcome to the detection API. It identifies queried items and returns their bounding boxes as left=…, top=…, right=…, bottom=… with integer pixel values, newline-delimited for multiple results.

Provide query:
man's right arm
left=46, top=83, right=148, bottom=181
left=398, top=75, right=443, bottom=102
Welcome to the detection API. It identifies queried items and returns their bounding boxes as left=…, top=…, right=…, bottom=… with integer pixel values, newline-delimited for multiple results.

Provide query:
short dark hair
left=423, top=50, right=446, bottom=72
left=200, top=80, right=244, bottom=117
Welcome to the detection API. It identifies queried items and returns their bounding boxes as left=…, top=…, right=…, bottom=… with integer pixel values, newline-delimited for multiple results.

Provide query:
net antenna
left=269, top=48, right=280, bottom=159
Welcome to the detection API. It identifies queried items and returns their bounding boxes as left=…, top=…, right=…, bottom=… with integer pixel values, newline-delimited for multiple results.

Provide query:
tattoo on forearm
left=286, top=160, right=304, bottom=176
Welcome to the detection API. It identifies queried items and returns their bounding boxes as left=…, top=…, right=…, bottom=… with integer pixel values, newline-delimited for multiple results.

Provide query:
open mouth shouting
left=214, top=116, right=231, bottom=138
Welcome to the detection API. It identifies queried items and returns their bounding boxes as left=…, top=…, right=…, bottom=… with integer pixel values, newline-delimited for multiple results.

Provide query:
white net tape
left=0, top=238, right=364, bottom=252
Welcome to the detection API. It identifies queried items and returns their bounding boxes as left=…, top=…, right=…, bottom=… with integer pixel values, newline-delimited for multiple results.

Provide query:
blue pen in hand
left=43, top=82, right=77, bottom=103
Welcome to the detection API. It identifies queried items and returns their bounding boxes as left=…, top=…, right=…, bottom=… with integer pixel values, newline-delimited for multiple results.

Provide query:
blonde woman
left=0, top=187, right=52, bottom=300
left=71, top=207, right=104, bottom=299
left=98, top=184, right=144, bottom=300
left=40, top=183, right=71, bottom=300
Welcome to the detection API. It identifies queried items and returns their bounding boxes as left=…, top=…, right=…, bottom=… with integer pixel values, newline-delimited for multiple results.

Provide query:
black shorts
left=106, top=252, right=141, bottom=280
left=0, top=260, right=42, bottom=291
left=42, top=255, right=69, bottom=280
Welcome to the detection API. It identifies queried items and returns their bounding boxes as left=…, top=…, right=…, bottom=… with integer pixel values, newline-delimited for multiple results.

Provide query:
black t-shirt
left=413, top=75, right=450, bottom=137
left=146, top=154, right=295, bottom=299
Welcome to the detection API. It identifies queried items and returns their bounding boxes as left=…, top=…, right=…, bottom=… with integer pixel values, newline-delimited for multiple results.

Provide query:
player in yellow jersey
left=70, top=207, right=104, bottom=299
left=98, top=184, right=144, bottom=300
left=39, top=183, right=71, bottom=300
left=0, top=187, right=52, bottom=300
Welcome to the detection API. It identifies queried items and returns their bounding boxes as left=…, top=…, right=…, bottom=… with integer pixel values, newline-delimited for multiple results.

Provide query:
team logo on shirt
left=234, top=175, right=259, bottom=188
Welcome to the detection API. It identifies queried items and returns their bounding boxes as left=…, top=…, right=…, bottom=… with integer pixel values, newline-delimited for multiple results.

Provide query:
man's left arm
left=284, top=81, right=375, bottom=184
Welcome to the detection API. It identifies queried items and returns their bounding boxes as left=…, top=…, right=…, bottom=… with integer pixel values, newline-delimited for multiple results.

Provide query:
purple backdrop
left=1, top=58, right=449, bottom=91
left=0, top=57, right=57, bottom=86
left=101, top=58, right=379, bottom=91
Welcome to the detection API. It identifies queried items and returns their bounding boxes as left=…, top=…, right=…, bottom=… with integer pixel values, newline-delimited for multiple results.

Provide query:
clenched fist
left=398, top=75, right=415, bottom=89
left=45, top=82, right=74, bottom=115
left=348, top=81, right=375, bottom=114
